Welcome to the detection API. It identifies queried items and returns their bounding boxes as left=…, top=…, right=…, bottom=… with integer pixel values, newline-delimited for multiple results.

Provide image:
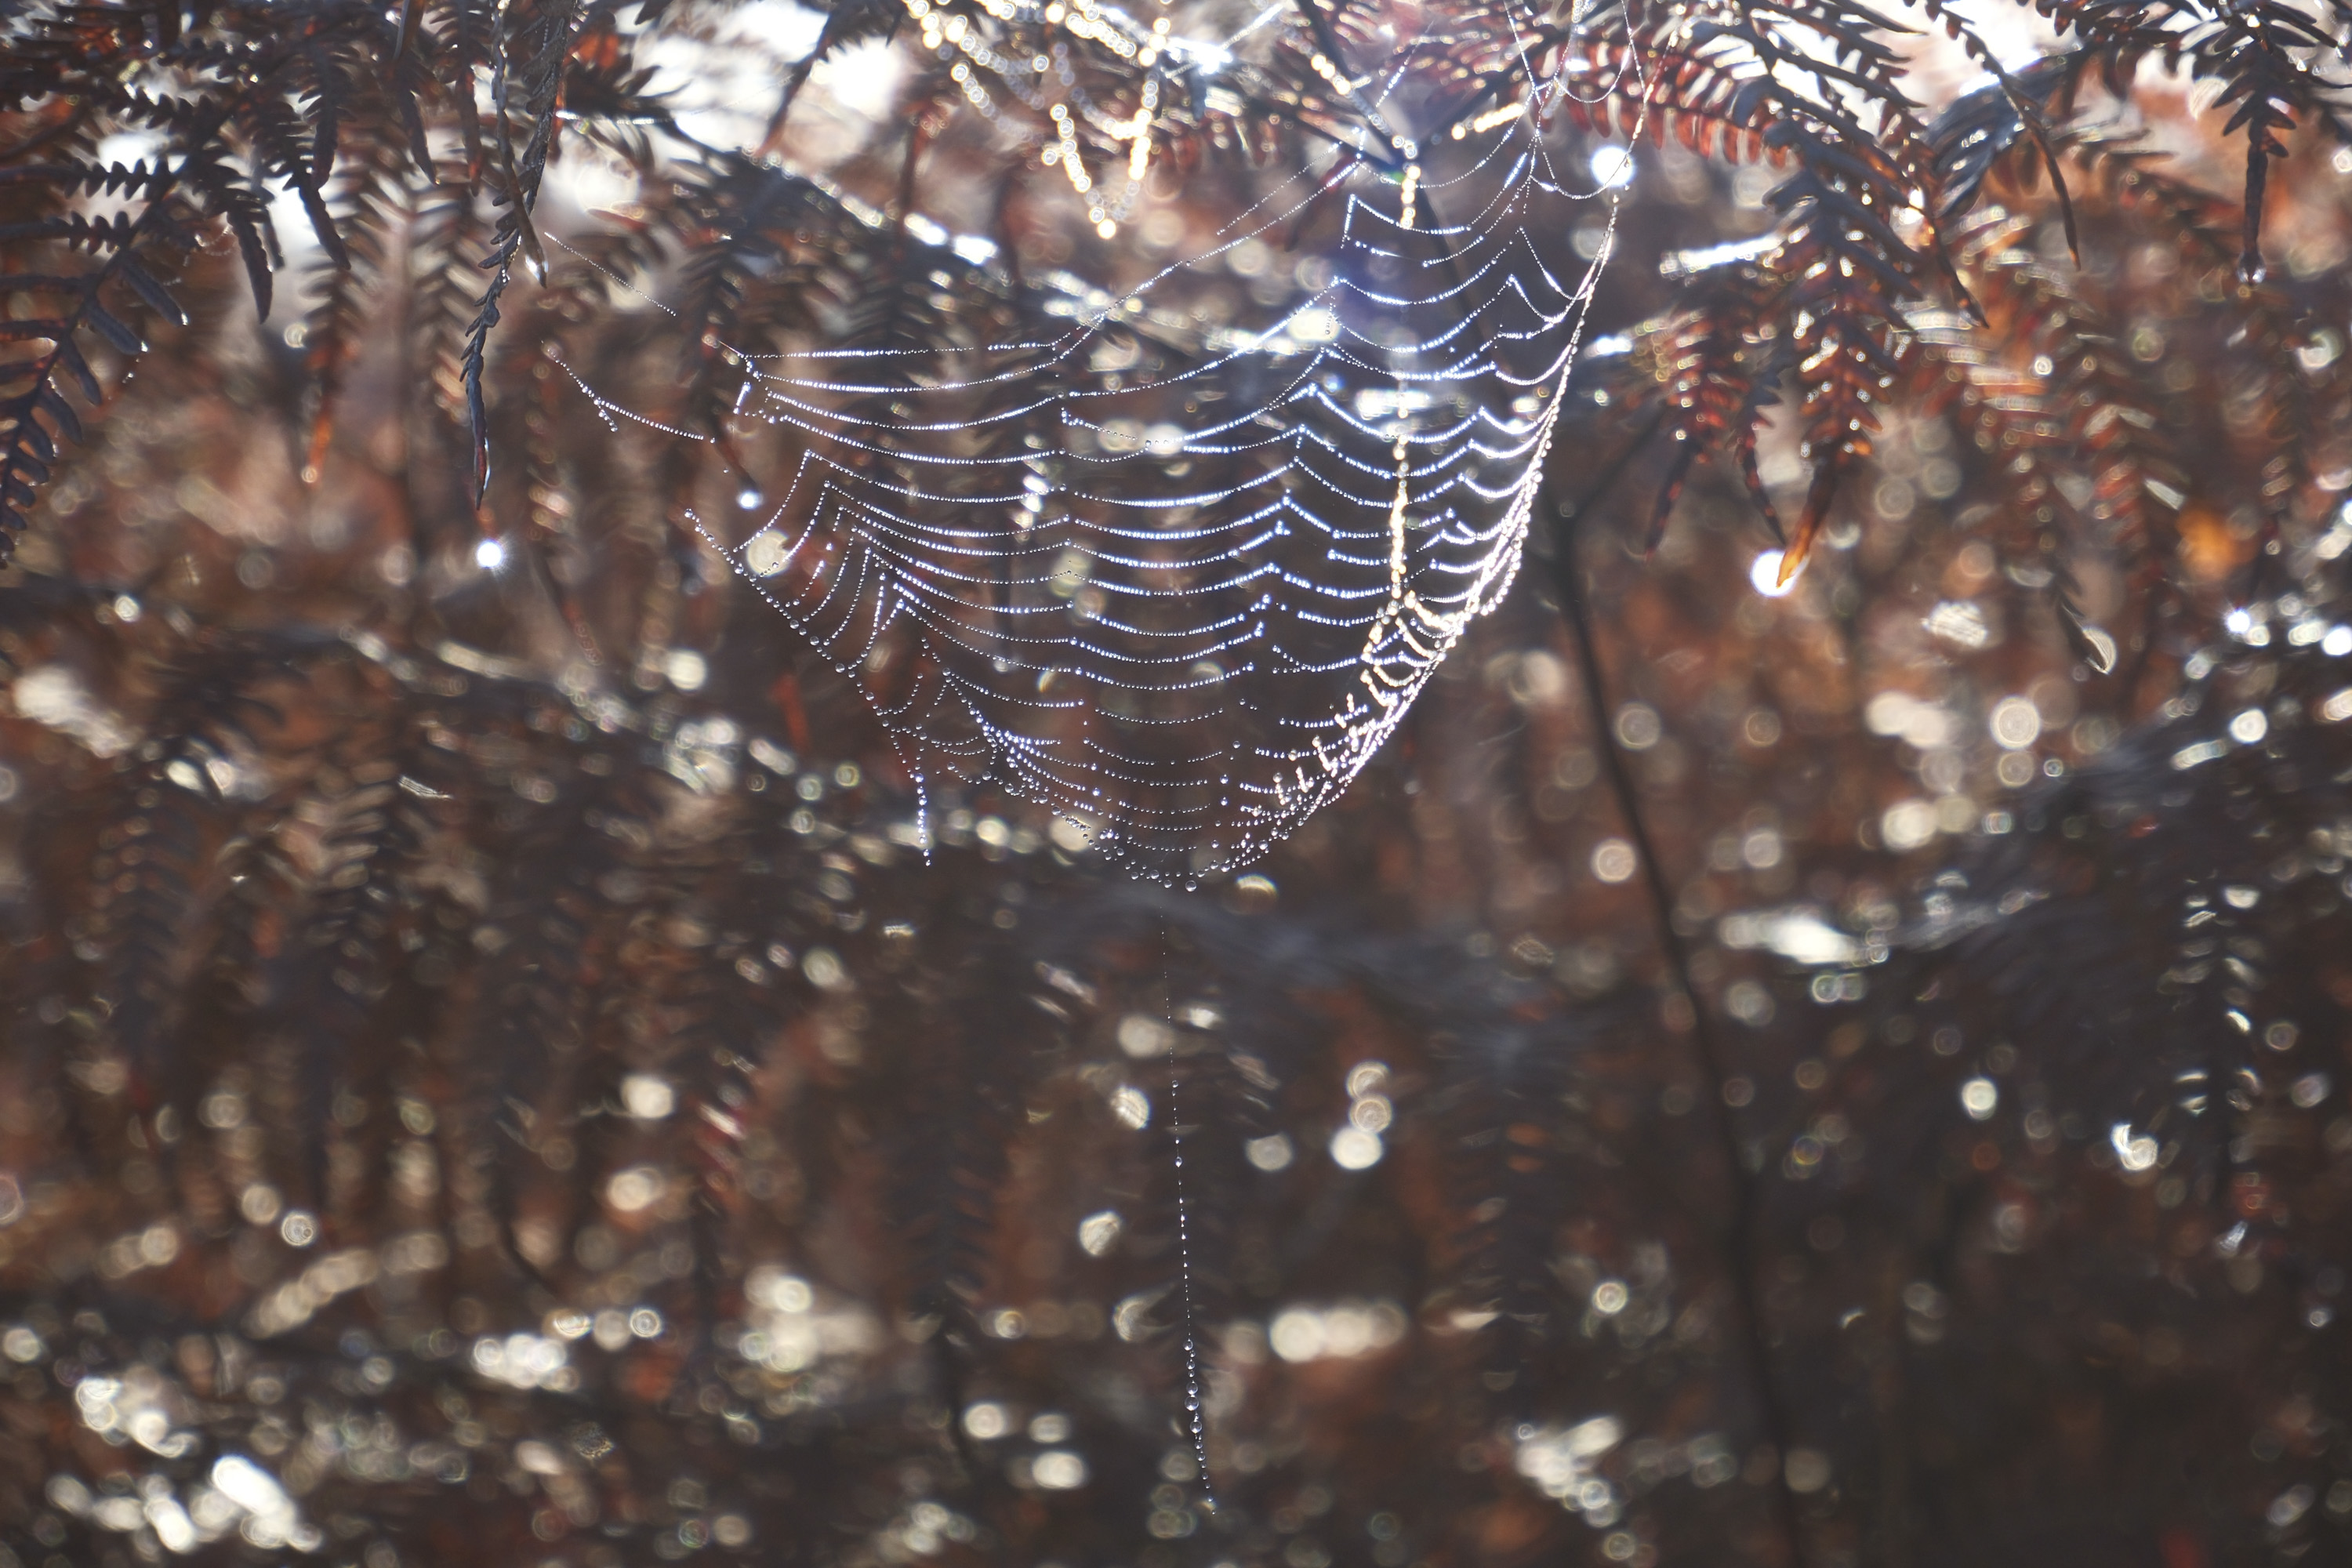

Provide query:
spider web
left=586, top=2, right=1630, bottom=882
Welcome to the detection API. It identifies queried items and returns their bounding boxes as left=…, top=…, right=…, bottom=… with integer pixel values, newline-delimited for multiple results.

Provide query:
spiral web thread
left=580, top=0, right=1638, bottom=882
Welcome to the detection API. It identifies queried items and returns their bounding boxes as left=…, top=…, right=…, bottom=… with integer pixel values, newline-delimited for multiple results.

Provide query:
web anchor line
left=1163, top=916, right=1216, bottom=1512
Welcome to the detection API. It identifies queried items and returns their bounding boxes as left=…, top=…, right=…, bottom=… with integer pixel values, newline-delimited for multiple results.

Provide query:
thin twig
left=1541, top=444, right=1810, bottom=1568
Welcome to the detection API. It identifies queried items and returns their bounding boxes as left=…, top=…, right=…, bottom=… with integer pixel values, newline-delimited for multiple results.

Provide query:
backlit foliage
left=9, top=0, right=2352, bottom=1564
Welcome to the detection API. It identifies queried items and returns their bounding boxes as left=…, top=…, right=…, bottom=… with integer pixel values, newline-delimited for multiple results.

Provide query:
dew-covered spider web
left=577, top=0, right=1635, bottom=883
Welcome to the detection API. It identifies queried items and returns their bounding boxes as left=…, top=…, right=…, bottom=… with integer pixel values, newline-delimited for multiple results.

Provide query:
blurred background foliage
left=8, top=0, right=2352, bottom=1566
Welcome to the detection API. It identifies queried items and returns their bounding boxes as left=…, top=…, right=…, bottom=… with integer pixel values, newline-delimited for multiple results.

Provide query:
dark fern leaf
left=462, top=0, right=596, bottom=503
